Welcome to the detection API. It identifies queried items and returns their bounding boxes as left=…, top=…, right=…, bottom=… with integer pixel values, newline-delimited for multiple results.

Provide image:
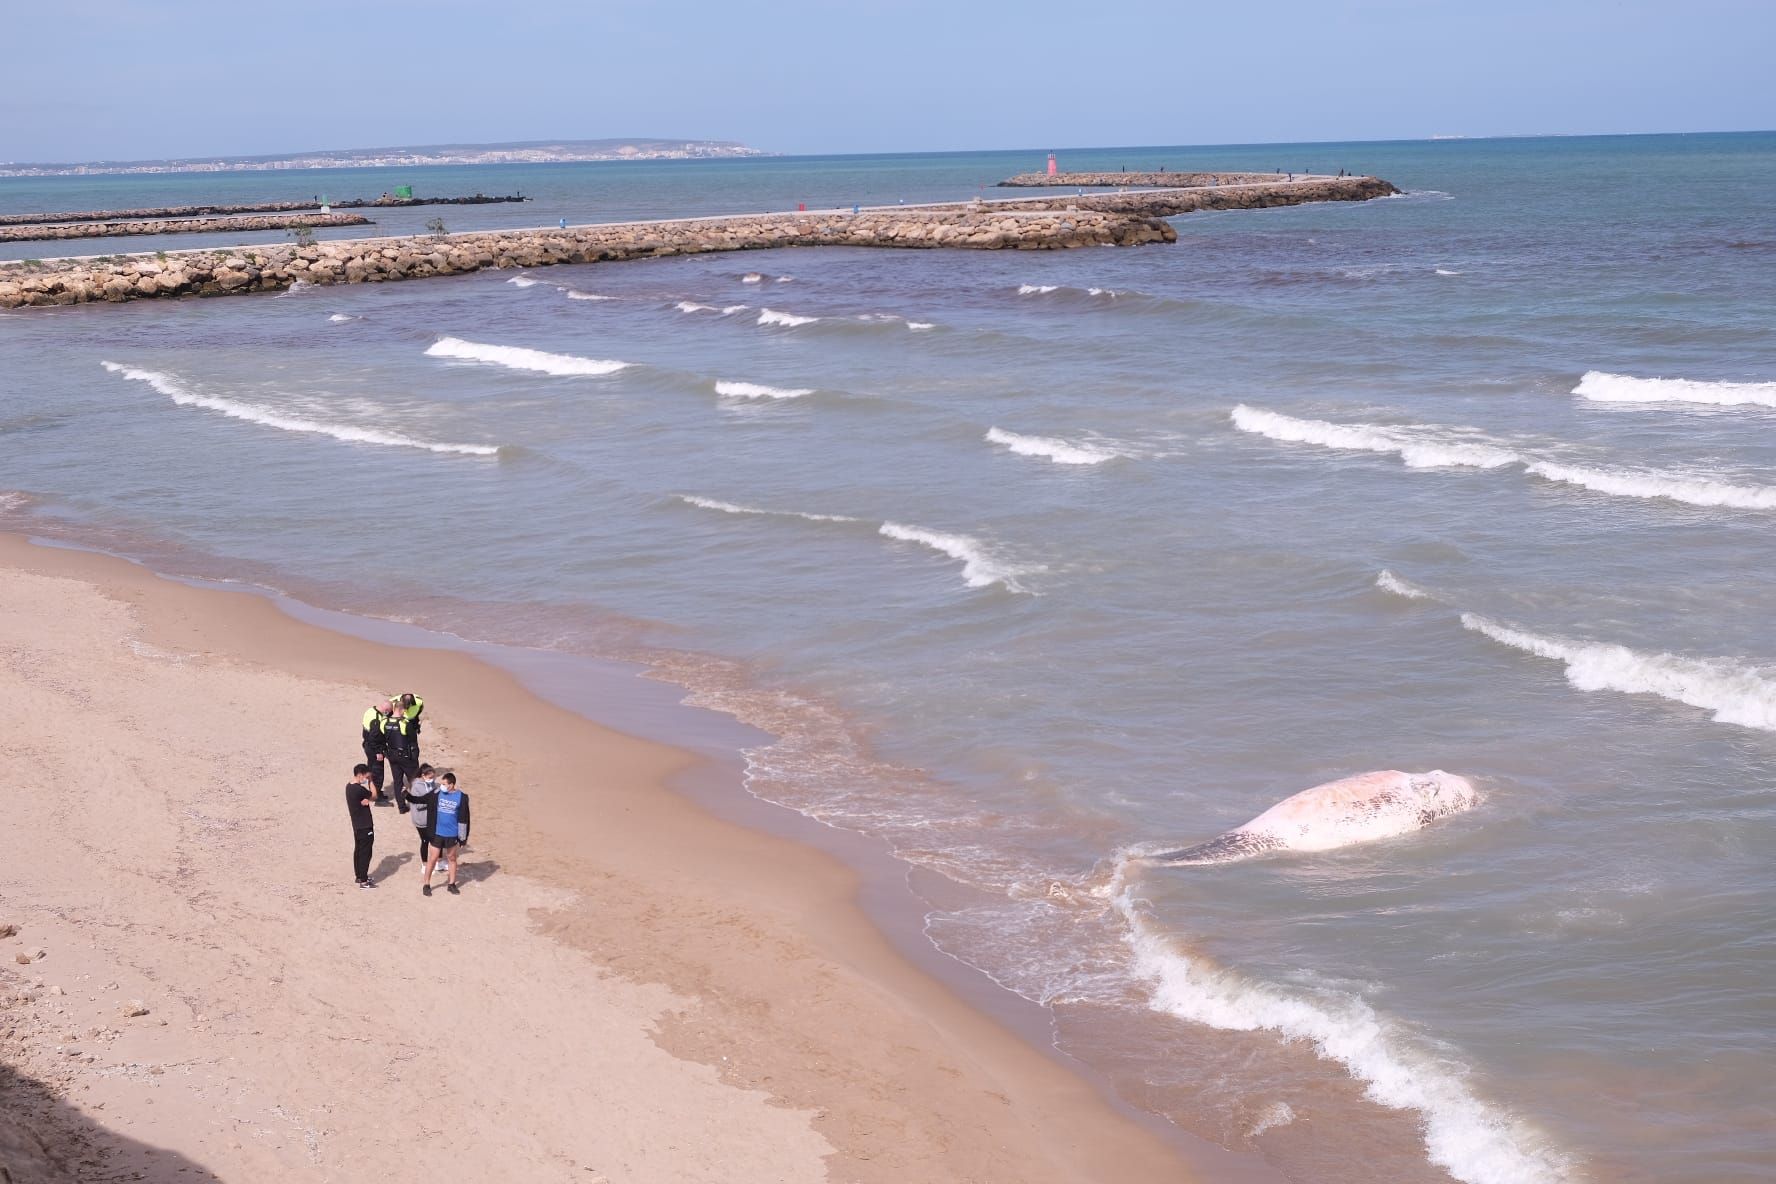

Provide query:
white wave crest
left=1231, top=405, right=1518, bottom=470
left=327, top=313, right=358, bottom=323
left=907, top=320, right=936, bottom=331
left=101, top=362, right=499, bottom=456
left=986, top=427, right=1118, bottom=465
left=1572, top=371, right=1776, bottom=410
left=715, top=380, right=815, bottom=400
left=720, top=304, right=748, bottom=316
left=1017, top=284, right=1059, bottom=295
left=1114, top=894, right=1573, bottom=1184
left=1376, top=570, right=1434, bottom=600
left=758, top=308, right=818, bottom=327
left=774, top=275, right=794, bottom=283
left=505, top=275, right=540, bottom=287
left=676, top=495, right=856, bottom=523
left=1522, top=461, right=1776, bottom=511
left=424, top=337, right=629, bottom=376
left=741, top=273, right=764, bottom=284
left=1086, top=287, right=1123, bottom=297
left=676, top=301, right=716, bottom=313
left=1435, top=268, right=1463, bottom=276
left=1460, top=614, right=1776, bottom=731
left=565, top=289, right=613, bottom=301
left=878, top=522, right=1029, bottom=591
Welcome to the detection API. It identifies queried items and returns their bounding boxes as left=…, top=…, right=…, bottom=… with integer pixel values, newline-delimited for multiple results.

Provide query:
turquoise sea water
left=3, top=133, right=1773, bottom=1183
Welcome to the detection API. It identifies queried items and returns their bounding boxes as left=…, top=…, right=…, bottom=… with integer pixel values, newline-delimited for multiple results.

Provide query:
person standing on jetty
left=423, top=771, right=471, bottom=897
left=347, top=764, right=378, bottom=889
left=360, top=700, right=392, bottom=799
left=406, top=764, right=440, bottom=867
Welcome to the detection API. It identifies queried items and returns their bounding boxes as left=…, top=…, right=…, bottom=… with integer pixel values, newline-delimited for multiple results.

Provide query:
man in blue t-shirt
left=422, top=771, right=471, bottom=897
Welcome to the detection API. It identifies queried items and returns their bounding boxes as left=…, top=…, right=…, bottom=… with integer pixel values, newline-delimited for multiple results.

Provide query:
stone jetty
left=0, top=176, right=1397, bottom=311
left=0, top=193, right=527, bottom=227
left=0, top=212, right=373, bottom=244
left=1001, top=171, right=1284, bottom=187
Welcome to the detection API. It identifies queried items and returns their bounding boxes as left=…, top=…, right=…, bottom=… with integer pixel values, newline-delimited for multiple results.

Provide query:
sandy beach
left=0, top=532, right=1196, bottom=1184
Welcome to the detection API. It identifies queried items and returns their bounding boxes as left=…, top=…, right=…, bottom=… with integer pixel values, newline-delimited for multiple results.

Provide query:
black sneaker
left=357, top=879, right=375, bottom=890
left=446, top=883, right=460, bottom=895
left=422, top=884, right=432, bottom=897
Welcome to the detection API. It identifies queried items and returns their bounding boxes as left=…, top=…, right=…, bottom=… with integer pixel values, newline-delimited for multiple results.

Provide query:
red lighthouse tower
left=1047, top=152, right=1058, bottom=176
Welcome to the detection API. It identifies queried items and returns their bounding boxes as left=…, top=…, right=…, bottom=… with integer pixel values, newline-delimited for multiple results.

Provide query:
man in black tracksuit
left=347, top=763, right=378, bottom=889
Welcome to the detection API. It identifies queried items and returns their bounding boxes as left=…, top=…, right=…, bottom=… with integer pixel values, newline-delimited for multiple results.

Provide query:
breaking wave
left=424, top=337, right=630, bottom=376
left=878, top=522, right=1032, bottom=591
left=679, top=496, right=1033, bottom=591
left=100, top=362, right=499, bottom=456
left=1017, top=284, right=1059, bottom=295
left=565, top=289, right=613, bottom=301
left=741, top=272, right=764, bottom=284
left=505, top=275, right=541, bottom=287
left=1114, top=891, right=1574, bottom=1184
left=714, top=380, right=815, bottom=400
left=1460, top=614, right=1776, bottom=731
left=1234, top=405, right=1776, bottom=510
left=327, top=313, right=358, bottom=323
left=757, top=308, right=819, bottom=328
left=1435, top=268, right=1463, bottom=276
left=986, top=427, right=1119, bottom=466
left=1572, top=371, right=1776, bottom=410
left=1230, top=405, right=1517, bottom=469
left=1376, top=570, right=1434, bottom=600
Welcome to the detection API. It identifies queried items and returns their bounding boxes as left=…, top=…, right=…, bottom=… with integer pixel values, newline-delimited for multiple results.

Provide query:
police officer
left=394, top=692, right=425, bottom=761
left=361, top=699, right=393, bottom=799
left=381, top=708, right=420, bottom=812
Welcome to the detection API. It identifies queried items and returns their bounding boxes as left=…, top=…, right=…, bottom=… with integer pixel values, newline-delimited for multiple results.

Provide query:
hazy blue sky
left=4, top=0, right=1770, bottom=161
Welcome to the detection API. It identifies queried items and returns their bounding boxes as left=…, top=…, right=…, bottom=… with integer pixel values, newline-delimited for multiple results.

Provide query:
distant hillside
left=0, top=139, right=770, bottom=178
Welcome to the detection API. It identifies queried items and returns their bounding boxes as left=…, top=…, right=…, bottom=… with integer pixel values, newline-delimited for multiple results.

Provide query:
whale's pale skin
left=1150, top=770, right=1479, bottom=864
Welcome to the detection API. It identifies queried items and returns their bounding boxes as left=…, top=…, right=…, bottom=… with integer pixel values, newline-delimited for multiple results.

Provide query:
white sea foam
left=1235, top=405, right=1776, bottom=510
left=758, top=308, right=818, bottom=327
left=1435, top=268, right=1463, bottom=276
left=720, top=304, right=747, bottom=316
left=327, top=313, right=358, bottom=323
left=676, top=494, right=856, bottom=522
left=676, top=301, right=716, bottom=313
left=741, top=272, right=764, bottom=284
left=1247, top=1101, right=1296, bottom=1138
left=907, top=321, right=936, bottom=331
left=505, top=275, right=541, bottom=287
left=1523, top=461, right=1776, bottom=510
left=986, top=427, right=1118, bottom=466
left=101, top=362, right=499, bottom=456
left=714, top=380, right=815, bottom=400
left=1376, top=570, right=1434, bottom=600
left=1113, top=894, right=1572, bottom=1184
left=274, top=279, right=313, bottom=298
left=565, top=289, right=613, bottom=301
left=878, top=522, right=1029, bottom=591
left=1572, top=371, right=1776, bottom=410
left=1230, top=405, right=1518, bottom=469
left=1086, top=287, right=1123, bottom=297
left=774, top=274, right=794, bottom=283
left=424, top=336, right=630, bottom=376
left=1461, top=614, right=1776, bottom=731
left=1017, top=284, right=1059, bottom=295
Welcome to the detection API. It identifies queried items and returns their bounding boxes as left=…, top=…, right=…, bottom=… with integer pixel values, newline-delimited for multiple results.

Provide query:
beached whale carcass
left=1148, top=770, right=1479, bottom=864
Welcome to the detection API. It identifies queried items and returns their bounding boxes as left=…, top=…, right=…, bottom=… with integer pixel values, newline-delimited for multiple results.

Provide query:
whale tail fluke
left=1150, top=830, right=1279, bottom=866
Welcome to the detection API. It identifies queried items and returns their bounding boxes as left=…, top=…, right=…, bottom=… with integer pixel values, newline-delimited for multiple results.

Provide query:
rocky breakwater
left=0, top=212, right=371, bottom=244
left=0, top=194, right=526, bottom=227
left=1069, top=175, right=1399, bottom=216
left=0, top=203, right=1174, bottom=309
left=1000, top=170, right=1283, bottom=187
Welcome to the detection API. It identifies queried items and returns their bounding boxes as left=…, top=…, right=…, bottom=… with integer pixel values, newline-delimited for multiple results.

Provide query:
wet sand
left=0, top=532, right=1209, bottom=1183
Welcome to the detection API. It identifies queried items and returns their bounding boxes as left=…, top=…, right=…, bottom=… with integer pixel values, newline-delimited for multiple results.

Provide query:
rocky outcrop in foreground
left=1000, top=171, right=1284, bottom=187
left=0, top=177, right=1396, bottom=310
left=0, top=194, right=526, bottom=227
left=0, top=212, right=372, bottom=244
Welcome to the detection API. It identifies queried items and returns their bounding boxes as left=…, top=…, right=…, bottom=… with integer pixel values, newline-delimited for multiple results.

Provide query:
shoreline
left=0, top=531, right=1259, bottom=1183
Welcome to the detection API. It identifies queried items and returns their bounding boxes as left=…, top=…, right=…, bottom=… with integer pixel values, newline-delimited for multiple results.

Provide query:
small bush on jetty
left=425, top=217, right=449, bottom=239
left=289, top=224, right=316, bottom=248
left=22, top=259, right=42, bottom=269
left=155, top=251, right=168, bottom=262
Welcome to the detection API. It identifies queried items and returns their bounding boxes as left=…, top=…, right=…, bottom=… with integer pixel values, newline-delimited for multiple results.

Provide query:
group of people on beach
left=346, top=693, right=473, bottom=896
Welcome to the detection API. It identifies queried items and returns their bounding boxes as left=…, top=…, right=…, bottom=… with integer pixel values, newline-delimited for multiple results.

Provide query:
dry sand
left=0, top=534, right=1201, bottom=1184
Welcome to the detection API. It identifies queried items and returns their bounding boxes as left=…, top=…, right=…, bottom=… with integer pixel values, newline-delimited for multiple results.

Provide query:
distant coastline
left=0, top=137, right=771, bottom=179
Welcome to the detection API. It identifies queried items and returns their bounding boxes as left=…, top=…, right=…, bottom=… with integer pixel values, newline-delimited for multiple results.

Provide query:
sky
left=3, top=0, right=1771, bottom=162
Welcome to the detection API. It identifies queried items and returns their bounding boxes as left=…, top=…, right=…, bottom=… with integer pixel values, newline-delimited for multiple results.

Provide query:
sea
left=2, top=133, right=1772, bottom=1184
